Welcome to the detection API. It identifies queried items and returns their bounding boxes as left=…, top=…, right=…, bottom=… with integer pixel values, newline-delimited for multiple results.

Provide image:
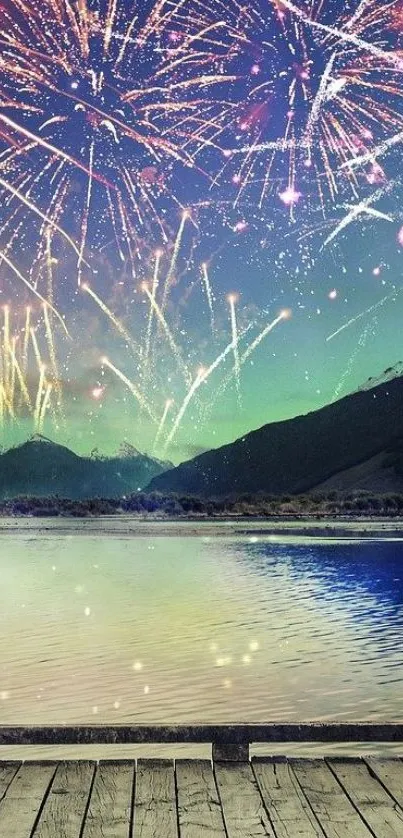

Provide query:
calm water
left=0, top=518, right=403, bottom=757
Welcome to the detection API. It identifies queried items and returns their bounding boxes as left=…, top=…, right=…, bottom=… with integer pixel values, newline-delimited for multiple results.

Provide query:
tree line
left=1, top=490, right=403, bottom=517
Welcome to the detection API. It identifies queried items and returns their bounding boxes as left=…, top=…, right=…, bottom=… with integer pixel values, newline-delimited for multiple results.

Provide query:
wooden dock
left=0, top=724, right=402, bottom=836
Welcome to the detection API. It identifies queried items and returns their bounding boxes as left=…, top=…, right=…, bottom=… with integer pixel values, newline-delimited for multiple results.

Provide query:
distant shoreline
left=0, top=514, right=403, bottom=540
left=1, top=489, right=403, bottom=521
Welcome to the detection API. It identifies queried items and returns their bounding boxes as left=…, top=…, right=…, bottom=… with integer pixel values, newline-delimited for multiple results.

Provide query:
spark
left=201, top=263, right=215, bottom=334
left=101, top=357, right=157, bottom=424
left=202, top=310, right=290, bottom=423
left=43, top=303, right=63, bottom=416
left=77, top=139, right=95, bottom=285
left=322, top=186, right=394, bottom=248
left=34, top=364, right=46, bottom=431
left=279, top=0, right=403, bottom=70
left=163, top=332, right=248, bottom=452
left=10, top=350, right=31, bottom=409
left=332, top=316, right=378, bottom=402
left=2, top=306, right=10, bottom=396
left=83, top=284, right=140, bottom=358
left=143, top=249, right=163, bottom=373
left=326, top=292, right=397, bottom=341
left=0, top=248, right=68, bottom=335
left=38, top=383, right=53, bottom=431
left=0, top=0, right=237, bottom=292
left=30, top=327, right=43, bottom=373
left=240, top=310, right=291, bottom=365
left=161, top=211, right=190, bottom=311
left=342, top=129, right=403, bottom=172
left=153, top=399, right=174, bottom=452
left=279, top=186, right=302, bottom=206
left=228, top=293, right=241, bottom=405
left=142, top=283, right=191, bottom=386
left=0, top=173, right=88, bottom=268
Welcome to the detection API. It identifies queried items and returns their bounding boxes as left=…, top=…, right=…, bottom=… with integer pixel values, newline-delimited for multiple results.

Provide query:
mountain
left=357, top=361, right=403, bottom=392
left=0, top=436, right=171, bottom=499
left=147, top=371, right=403, bottom=497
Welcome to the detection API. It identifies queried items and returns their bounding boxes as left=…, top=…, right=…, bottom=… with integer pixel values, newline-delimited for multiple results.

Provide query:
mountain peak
left=0, top=437, right=171, bottom=499
left=116, top=441, right=141, bottom=459
left=147, top=369, right=403, bottom=497
left=358, top=362, right=403, bottom=392
left=28, top=434, right=57, bottom=445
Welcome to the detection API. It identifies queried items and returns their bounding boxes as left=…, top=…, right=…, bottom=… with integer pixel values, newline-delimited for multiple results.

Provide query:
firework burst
left=89, top=218, right=290, bottom=455
left=220, top=0, right=403, bottom=217
left=0, top=303, right=65, bottom=437
left=0, top=0, right=239, bottom=301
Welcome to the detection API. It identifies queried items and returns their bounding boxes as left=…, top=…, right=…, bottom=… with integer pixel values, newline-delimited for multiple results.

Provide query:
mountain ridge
left=0, top=437, right=172, bottom=499
left=147, top=370, right=403, bottom=497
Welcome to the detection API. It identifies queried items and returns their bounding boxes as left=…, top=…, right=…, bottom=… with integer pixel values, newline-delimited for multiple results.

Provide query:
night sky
left=0, top=0, right=403, bottom=463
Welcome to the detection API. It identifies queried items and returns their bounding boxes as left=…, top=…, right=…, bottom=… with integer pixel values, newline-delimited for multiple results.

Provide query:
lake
left=0, top=518, right=402, bottom=758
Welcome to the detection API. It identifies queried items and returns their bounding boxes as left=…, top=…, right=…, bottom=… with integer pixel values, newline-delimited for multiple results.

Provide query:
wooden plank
left=0, top=762, right=56, bottom=838
left=132, top=759, right=178, bottom=838
left=214, top=761, right=276, bottom=837
left=364, top=757, right=403, bottom=809
left=252, top=758, right=323, bottom=838
left=213, top=743, right=249, bottom=762
left=0, top=762, right=21, bottom=801
left=176, top=759, right=226, bottom=838
left=82, top=761, right=134, bottom=838
left=0, top=723, right=403, bottom=746
left=32, top=761, right=95, bottom=838
left=292, top=759, right=373, bottom=838
left=328, top=758, right=403, bottom=838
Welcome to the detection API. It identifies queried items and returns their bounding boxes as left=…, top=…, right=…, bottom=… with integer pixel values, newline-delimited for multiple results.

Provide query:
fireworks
left=220, top=0, right=403, bottom=217
left=83, top=218, right=291, bottom=455
left=0, top=0, right=402, bottom=459
left=0, top=0, right=239, bottom=300
left=227, top=293, right=241, bottom=406
left=201, top=262, right=215, bottom=334
left=0, top=305, right=64, bottom=435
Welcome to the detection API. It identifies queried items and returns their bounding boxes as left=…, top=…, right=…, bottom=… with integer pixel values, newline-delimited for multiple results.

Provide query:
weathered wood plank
left=252, top=758, right=323, bottom=838
left=82, top=761, right=134, bottom=838
left=328, top=758, right=403, bottom=838
left=32, top=761, right=95, bottom=838
left=176, top=759, right=226, bottom=838
left=364, top=757, right=403, bottom=809
left=291, top=758, right=373, bottom=838
left=0, top=762, right=21, bottom=801
left=0, top=762, right=56, bottom=838
left=132, top=759, right=178, bottom=838
left=214, top=761, right=276, bottom=837
left=213, top=744, right=250, bottom=762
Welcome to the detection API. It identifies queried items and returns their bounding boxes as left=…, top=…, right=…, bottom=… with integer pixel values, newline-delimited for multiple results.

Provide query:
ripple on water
left=0, top=522, right=402, bottom=757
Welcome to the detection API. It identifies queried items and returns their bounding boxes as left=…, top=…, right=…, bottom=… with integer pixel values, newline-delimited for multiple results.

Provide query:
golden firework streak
left=161, top=210, right=189, bottom=310
left=0, top=248, right=69, bottom=335
left=83, top=284, right=141, bottom=358
left=101, top=357, right=158, bottom=423
left=228, top=293, right=241, bottom=406
left=142, top=283, right=191, bottom=385
left=143, top=249, right=162, bottom=372
left=153, top=398, right=173, bottom=452
left=39, top=383, right=53, bottom=431
left=0, top=172, right=88, bottom=270
left=34, top=364, right=46, bottom=430
left=163, top=333, right=244, bottom=452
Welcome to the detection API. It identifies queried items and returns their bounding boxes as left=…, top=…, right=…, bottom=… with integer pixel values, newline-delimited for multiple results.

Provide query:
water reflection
left=0, top=521, right=402, bottom=758
left=233, top=539, right=403, bottom=659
